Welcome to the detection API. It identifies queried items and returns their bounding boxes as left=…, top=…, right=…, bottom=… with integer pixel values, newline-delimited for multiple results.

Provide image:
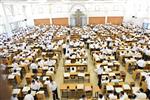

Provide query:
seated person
left=108, top=91, right=118, bottom=100
left=79, top=95, right=87, bottom=100
left=136, top=58, right=146, bottom=69
left=134, top=88, right=147, bottom=100
left=35, top=78, right=43, bottom=89
left=111, top=76, right=119, bottom=83
left=11, top=94, right=18, bottom=100
left=30, top=80, right=40, bottom=91
left=98, top=94, right=105, bottom=100
left=102, top=77, right=110, bottom=84
left=82, top=58, right=87, bottom=64
left=24, top=90, right=34, bottom=100
left=119, top=91, right=128, bottom=100
left=70, top=67, right=76, bottom=72
left=30, top=61, right=38, bottom=74
left=12, top=69, right=20, bottom=76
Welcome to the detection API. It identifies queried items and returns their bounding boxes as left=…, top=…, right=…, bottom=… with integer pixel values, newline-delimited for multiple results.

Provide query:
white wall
left=0, top=0, right=150, bottom=34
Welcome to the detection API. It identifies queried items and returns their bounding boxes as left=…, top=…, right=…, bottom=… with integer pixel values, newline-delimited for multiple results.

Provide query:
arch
left=69, top=4, right=87, bottom=27
left=69, top=3, right=87, bottom=15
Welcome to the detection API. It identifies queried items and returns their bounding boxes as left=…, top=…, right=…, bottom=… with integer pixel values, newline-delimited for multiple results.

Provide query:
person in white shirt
left=62, top=43, right=66, bottom=55
left=30, top=80, right=40, bottom=91
left=106, top=37, right=112, bottom=48
left=136, top=58, right=146, bottom=69
left=37, top=59, right=44, bottom=67
left=98, top=94, right=105, bottom=100
left=12, top=62, right=19, bottom=70
left=44, top=78, right=51, bottom=85
left=47, top=44, right=53, bottom=51
left=12, top=69, right=21, bottom=76
left=24, top=90, right=34, bottom=100
left=35, top=78, right=43, bottom=89
left=30, top=61, right=38, bottom=74
left=0, top=64, right=6, bottom=71
left=82, top=58, right=87, bottom=64
left=95, top=66, right=103, bottom=88
left=102, top=77, right=110, bottom=84
left=134, top=88, right=147, bottom=100
left=108, top=92, right=118, bottom=100
left=48, top=77, right=59, bottom=100
left=119, top=91, right=128, bottom=100
left=11, top=94, right=18, bottom=100
left=111, top=76, right=119, bottom=83
left=145, top=75, right=150, bottom=99
left=79, top=95, right=87, bottom=100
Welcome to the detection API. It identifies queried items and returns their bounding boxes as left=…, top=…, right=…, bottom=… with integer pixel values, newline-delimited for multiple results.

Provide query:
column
left=1, top=3, right=12, bottom=36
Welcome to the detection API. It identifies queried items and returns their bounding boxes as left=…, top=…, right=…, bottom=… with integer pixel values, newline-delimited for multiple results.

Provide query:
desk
left=64, top=72, right=90, bottom=83
left=106, top=82, right=132, bottom=94
left=64, top=63, right=87, bottom=72
left=60, top=83, right=93, bottom=99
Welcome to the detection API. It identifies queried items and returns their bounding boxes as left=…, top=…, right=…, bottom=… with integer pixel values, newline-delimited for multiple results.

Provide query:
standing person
left=145, top=74, right=150, bottom=99
left=30, top=61, right=38, bottom=74
left=11, top=94, right=18, bottom=100
left=95, top=65, right=103, bottom=88
left=136, top=58, right=146, bottom=69
left=48, top=76, right=59, bottom=100
left=24, top=90, right=34, bottom=100
left=98, top=94, right=105, bottom=100
left=79, top=95, right=87, bottom=100
left=0, top=70, right=11, bottom=100
left=62, top=43, right=66, bottom=55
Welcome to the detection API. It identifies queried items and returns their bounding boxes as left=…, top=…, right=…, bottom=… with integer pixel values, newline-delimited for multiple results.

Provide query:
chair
left=84, top=84, right=93, bottom=98
left=78, top=73, right=85, bottom=83
left=60, top=84, right=68, bottom=99
left=77, top=84, right=84, bottom=98
left=64, top=73, right=70, bottom=83
left=68, top=84, right=76, bottom=99
left=70, top=67, right=76, bottom=72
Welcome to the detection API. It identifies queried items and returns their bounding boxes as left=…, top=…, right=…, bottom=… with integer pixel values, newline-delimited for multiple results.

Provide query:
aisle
left=87, top=49, right=98, bottom=86
left=53, top=55, right=64, bottom=100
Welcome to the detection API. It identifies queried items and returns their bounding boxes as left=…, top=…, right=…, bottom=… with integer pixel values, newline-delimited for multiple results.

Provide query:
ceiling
left=0, top=0, right=127, bottom=3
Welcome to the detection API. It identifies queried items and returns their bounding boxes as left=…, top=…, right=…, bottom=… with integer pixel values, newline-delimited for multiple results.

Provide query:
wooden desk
left=60, top=83, right=93, bottom=99
left=64, top=63, right=88, bottom=72
left=64, top=72, right=90, bottom=83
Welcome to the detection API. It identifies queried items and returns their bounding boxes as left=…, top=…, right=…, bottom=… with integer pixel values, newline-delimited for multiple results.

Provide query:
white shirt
left=145, top=49, right=150, bottom=56
left=30, top=63, right=38, bottom=69
left=135, top=92, right=147, bottom=99
left=111, top=79, right=119, bottom=83
left=31, top=82, right=40, bottom=90
left=12, top=71, right=21, bottom=76
left=11, top=96, right=18, bottom=100
left=146, top=75, right=150, bottom=90
left=109, top=94, right=117, bottom=100
left=48, top=81, right=57, bottom=91
left=136, top=59, right=145, bottom=68
left=38, top=60, right=44, bottom=67
left=120, top=93, right=128, bottom=100
left=12, top=63, right=19, bottom=68
left=98, top=96, right=105, bottom=100
left=24, top=94, right=34, bottom=100
left=47, top=45, right=53, bottom=50
left=44, top=80, right=51, bottom=85
left=96, top=67, right=103, bottom=75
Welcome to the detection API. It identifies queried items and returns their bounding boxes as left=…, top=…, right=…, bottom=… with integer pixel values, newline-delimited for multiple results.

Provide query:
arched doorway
left=69, top=4, right=87, bottom=27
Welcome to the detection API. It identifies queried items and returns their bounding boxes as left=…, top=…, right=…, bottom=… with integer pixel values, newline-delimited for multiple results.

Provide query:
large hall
left=0, top=0, right=150, bottom=100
